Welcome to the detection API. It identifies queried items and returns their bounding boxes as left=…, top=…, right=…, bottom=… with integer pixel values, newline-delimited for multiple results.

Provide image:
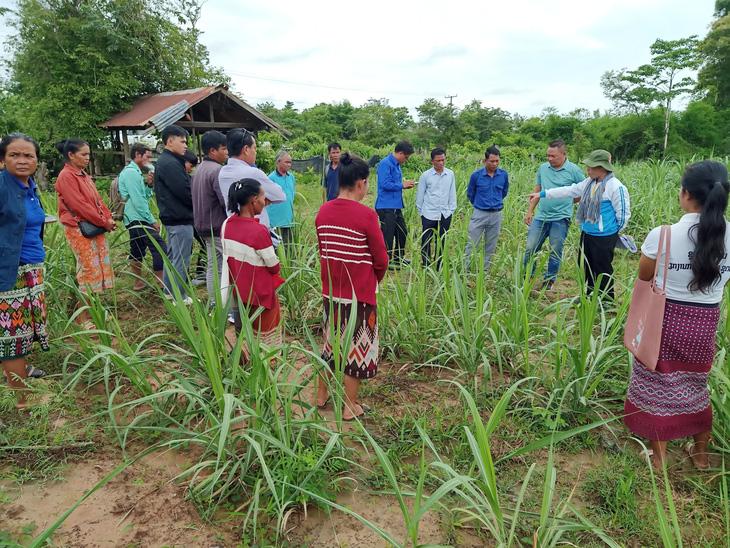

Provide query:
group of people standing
left=0, top=128, right=727, bottom=467
left=334, top=137, right=629, bottom=301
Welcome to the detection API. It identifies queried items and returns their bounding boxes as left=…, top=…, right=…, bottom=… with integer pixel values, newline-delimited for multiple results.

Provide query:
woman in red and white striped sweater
left=221, top=178, right=284, bottom=346
left=315, top=153, right=389, bottom=421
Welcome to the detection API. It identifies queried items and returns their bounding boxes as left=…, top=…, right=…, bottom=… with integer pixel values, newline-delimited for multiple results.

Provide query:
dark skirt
left=624, top=299, right=718, bottom=441
left=233, top=297, right=282, bottom=347
left=0, top=264, right=50, bottom=360
left=321, top=297, right=378, bottom=379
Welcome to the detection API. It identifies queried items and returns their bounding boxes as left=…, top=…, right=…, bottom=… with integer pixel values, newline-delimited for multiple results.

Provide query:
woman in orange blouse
left=55, top=139, right=116, bottom=329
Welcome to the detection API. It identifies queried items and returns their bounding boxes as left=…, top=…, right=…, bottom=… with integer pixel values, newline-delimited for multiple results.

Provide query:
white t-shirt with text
left=641, top=213, right=730, bottom=304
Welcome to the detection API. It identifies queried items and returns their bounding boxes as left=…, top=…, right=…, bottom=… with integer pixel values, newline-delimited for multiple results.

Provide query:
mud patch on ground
left=287, top=490, right=444, bottom=547
left=2, top=449, right=237, bottom=547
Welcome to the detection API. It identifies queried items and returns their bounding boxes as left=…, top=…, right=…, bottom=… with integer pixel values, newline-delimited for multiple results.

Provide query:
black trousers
left=579, top=232, right=619, bottom=299
left=377, top=208, right=407, bottom=263
left=127, top=221, right=167, bottom=272
left=193, top=228, right=207, bottom=276
left=278, top=226, right=293, bottom=246
left=421, top=215, right=452, bottom=268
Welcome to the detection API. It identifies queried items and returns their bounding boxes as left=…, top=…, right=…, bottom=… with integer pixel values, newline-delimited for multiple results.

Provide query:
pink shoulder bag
left=623, top=226, right=671, bottom=371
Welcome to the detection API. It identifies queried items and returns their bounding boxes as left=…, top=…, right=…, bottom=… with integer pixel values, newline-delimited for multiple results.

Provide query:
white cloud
left=197, top=0, right=715, bottom=115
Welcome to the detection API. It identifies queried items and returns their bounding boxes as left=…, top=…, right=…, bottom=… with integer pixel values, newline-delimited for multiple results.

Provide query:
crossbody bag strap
left=652, top=225, right=671, bottom=292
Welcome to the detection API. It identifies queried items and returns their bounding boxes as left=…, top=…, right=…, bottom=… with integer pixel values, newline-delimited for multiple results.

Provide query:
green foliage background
left=1, top=0, right=730, bottom=165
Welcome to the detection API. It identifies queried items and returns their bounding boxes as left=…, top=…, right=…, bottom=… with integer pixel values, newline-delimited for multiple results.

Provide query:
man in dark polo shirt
left=191, top=130, right=228, bottom=306
left=322, top=142, right=341, bottom=202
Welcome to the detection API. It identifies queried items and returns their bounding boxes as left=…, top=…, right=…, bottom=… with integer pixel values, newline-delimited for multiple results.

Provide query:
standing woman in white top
left=624, top=160, right=730, bottom=470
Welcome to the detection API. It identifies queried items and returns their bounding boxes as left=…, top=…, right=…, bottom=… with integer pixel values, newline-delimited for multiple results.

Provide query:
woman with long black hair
left=624, top=160, right=730, bottom=469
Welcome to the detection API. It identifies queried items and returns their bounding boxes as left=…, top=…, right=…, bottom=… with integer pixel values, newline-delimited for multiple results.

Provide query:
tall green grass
left=16, top=157, right=730, bottom=546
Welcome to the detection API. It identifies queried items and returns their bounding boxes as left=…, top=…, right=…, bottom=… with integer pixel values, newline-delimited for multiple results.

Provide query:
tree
left=5, top=0, right=227, bottom=150
left=458, top=100, right=512, bottom=143
left=414, top=98, right=462, bottom=147
left=601, top=36, right=701, bottom=155
left=351, top=99, right=413, bottom=147
left=699, top=5, right=730, bottom=107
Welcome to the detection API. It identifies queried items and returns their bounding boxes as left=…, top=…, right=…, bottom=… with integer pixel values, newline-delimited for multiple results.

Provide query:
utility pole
left=444, top=94, right=457, bottom=106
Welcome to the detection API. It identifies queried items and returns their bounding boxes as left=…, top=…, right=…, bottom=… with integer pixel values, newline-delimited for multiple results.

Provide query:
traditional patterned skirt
left=624, top=299, right=718, bottom=441
left=321, top=297, right=378, bottom=379
left=234, top=297, right=283, bottom=347
left=0, top=264, right=50, bottom=359
left=64, top=225, right=114, bottom=293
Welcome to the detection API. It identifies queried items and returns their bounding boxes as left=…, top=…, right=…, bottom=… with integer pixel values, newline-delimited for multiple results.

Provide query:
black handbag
left=61, top=195, right=109, bottom=239
left=78, top=220, right=107, bottom=238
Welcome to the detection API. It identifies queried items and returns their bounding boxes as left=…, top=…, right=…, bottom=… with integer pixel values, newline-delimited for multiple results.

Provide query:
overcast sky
left=197, top=0, right=716, bottom=116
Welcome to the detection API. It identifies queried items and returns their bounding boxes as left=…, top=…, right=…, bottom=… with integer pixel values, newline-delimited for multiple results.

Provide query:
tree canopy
left=3, top=0, right=226, bottom=149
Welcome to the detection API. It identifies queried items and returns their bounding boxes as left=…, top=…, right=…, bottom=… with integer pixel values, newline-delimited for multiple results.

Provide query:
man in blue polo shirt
left=376, top=140, right=415, bottom=268
left=322, top=142, right=341, bottom=202
left=523, top=139, right=585, bottom=289
left=465, top=145, right=509, bottom=272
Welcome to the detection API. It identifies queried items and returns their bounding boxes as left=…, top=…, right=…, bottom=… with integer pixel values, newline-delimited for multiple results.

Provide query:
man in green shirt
left=118, top=143, right=167, bottom=290
left=523, top=139, right=585, bottom=289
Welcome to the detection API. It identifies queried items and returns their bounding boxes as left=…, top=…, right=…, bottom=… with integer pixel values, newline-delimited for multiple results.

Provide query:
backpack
left=108, top=176, right=125, bottom=221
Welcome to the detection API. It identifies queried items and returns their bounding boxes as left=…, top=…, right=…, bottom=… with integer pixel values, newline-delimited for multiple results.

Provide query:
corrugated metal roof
left=140, top=100, right=191, bottom=136
left=102, top=86, right=219, bottom=129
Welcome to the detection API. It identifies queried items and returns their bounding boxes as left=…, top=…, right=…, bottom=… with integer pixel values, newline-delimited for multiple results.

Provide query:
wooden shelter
left=101, top=84, right=287, bottom=162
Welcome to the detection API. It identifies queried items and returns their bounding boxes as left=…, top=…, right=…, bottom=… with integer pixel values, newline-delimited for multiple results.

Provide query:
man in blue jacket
left=375, top=141, right=415, bottom=268
left=465, top=145, right=509, bottom=272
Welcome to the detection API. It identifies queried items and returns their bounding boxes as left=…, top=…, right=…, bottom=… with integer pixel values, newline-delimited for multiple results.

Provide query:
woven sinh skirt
left=234, top=297, right=283, bottom=347
left=624, top=299, right=718, bottom=441
left=321, top=297, right=378, bottom=379
left=0, top=264, right=50, bottom=359
left=64, top=225, right=114, bottom=293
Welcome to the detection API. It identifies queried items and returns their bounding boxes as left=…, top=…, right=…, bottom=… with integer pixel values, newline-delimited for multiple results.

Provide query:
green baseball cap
left=582, top=149, right=614, bottom=171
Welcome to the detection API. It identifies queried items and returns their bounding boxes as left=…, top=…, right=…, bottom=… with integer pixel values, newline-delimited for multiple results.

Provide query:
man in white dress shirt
left=416, top=147, right=457, bottom=269
left=218, top=128, right=285, bottom=233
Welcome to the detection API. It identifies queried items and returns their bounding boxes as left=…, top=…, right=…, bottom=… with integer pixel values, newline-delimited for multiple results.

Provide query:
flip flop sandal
left=640, top=448, right=654, bottom=465
left=316, top=396, right=331, bottom=410
left=344, top=403, right=372, bottom=422
left=26, top=365, right=46, bottom=378
left=684, top=442, right=710, bottom=470
left=80, top=321, right=96, bottom=331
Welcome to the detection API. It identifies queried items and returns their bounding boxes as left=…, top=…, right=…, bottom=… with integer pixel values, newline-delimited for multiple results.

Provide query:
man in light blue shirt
left=523, top=139, right=585, bottom=288
left=267, top=151, right=296, bottom=245
left=416, top=147, right=456, bottom=268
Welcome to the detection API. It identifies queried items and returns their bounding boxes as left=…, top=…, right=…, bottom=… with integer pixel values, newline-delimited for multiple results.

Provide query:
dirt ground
left=2, top=449, right=236, bottom=547
left=0, top=356, right=461, bottom=547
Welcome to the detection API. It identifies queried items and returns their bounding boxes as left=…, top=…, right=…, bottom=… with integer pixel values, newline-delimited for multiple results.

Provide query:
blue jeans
left=523, top=218, right=570, bottom=282
left=163, top=224, right=194, bottom=299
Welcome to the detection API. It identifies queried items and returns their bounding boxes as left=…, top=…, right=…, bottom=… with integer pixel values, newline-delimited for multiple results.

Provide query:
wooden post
left=122, top=130, right=130, bottom=163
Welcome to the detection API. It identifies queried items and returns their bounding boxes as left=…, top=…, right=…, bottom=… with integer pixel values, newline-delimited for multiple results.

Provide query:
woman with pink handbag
left=624, top=160, right=730, bottom=470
